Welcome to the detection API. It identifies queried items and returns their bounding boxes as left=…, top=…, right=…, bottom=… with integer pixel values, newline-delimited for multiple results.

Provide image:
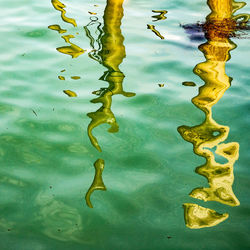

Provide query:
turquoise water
left=0, top=0, right=250, bottom=249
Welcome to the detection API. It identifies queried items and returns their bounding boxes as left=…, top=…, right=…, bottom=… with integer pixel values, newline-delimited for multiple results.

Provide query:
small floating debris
left=94, top=5, right=99, bottom=7
left=182, top=81, right=196, bottom=87
left=63, top=90, right=77, bottom=97
left=147, top=24, right=164, bottom=39
left=71, top=76, right=81, bottom=80
left=48, top=24, right=67, bottom=34
left=32, top=109, right=37, bottom=116
left=152, top=10, right=168, bottom=22
left=58, top=76, right=65, bottom=80
left=60, top=69, right=66, bottom=72
left=158, top=83, right=165, bottom=87
left=88, top=11, right=97, bottom=15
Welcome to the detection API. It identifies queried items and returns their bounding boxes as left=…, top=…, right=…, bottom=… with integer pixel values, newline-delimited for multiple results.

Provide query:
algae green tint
left=0, top=0, right=249, bottom=249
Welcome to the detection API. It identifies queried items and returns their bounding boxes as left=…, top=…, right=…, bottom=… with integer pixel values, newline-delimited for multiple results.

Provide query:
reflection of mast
left=178, top=0, right=247, bottom=229
left=87, top=0, right=135, bottom=153
left=85, top=0, right=135, bottom=208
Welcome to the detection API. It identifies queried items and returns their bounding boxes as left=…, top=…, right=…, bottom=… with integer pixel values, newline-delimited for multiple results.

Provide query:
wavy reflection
left=178, top=0, right=248, bottom=229
left=84, top=0, right=135, bottom=207
left=49, top=0, right=85, bottom=91
left=51, top=0, right=77, bottom=27
left=85, top=159, right=106, bottom=208
left=152, top=10, right=168, bottom=22
left=147, top=24, right=165, bottom=39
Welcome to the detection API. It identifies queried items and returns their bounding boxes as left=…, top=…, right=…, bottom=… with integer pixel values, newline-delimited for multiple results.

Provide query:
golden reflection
left=85, top=0, right=135, bottom=153
left=178, top=0, right=248, bottom=229
left=57, top=34, right=85, bottom=58
left=147, top=24, right=165, bottom=39
left=63, top=89, right=77, bottom=97
left=48, top=24, right=66, bottom=34
left=147, top=9, right=167, bottom=39
left=84, top=0, right=135, bottom=207
left=152, top=10, right=168, bottom=22
left=49, top=0, right=85, bottom=96
left=183, top=203, right=229, bottom=229
left=51, top=0, right=77, bottom=27
left=85, top=159, right=106, bottom=208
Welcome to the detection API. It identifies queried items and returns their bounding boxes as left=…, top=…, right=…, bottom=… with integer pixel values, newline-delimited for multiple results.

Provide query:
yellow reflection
left=84, top=0, right=135, bottom=207
left=51, top=0, right=77, bottom=27
left=183, top=203, right=229, bottom=229
left=152, top=10, right=168, bottom=22
left=178, top=0, right=248, bottom=229
left=57, top=35, right=85, bottom=58
left=49, top=1, right=85, bottom=59
left=48, top=24, right=67, bottom=34
left=86, top=0, right=135, bottom=153
left=49, top=0, right=85, bottom=96
left=85, top=159, right=106, bottom=208
left=147, top=24, right=165, bottom=39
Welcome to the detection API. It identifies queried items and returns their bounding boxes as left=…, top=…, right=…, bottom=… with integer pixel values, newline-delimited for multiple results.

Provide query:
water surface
left=0, top=0, right=250, bottom=249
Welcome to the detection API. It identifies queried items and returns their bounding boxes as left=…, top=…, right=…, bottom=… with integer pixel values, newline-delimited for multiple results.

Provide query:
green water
left=0, top=0, right=250, bottom=249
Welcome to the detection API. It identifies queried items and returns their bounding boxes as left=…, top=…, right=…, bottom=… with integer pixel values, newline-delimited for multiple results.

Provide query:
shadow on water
left=178, top=0, right=249, bottom=229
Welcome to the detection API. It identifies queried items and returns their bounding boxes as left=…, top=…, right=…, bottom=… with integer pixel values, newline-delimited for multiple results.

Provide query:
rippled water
left=1, top=0, right=250, bottom=249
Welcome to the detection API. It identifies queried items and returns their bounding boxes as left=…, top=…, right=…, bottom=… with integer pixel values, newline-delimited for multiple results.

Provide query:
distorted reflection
left=49, top=0, right=84, bottom=95
left=179, top=0, right=249, bottom=229
left=147, top=9, right=167, bottom=39
left=147, top=24, right=165, bottom=39
left=152, top=10, right=168, bottom=22
left=51, top=0, right=77, bottom=27
left=57, top=34, right=85, bottom=58
left=49, top=0, right=85, bottom=84
left=48, top=24, right=67, bottom=34
left=84, top=0, right=135, bottom=207
left=85, top=159, right=106, bottom=208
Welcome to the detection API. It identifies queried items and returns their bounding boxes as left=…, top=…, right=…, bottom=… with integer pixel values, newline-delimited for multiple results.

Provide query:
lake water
left=0, top=0, right=250, bottom=249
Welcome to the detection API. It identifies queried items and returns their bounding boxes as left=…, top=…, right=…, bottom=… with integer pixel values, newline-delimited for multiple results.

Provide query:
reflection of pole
left=178, top=0, right=245, bottom=229
left=85, top=0, right=135, bottom=208
left=87, top=0, right=135, bottom=153
left=99, top=0, right=126, bottom=72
